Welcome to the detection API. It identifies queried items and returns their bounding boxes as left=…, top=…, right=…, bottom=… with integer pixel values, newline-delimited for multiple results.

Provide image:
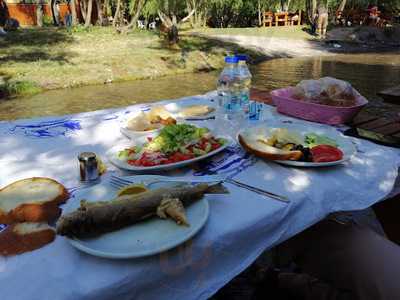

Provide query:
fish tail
left=205, top=182, right=229, bottom=194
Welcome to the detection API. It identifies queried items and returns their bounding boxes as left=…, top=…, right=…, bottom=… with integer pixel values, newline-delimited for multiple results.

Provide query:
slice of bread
left=180, top=105, right=215, bottom=118
left=0, top=222, right=55, bottom=256
left=0, top=177, right=69, bottom=224
left=238, top=133, right=303, bottom=161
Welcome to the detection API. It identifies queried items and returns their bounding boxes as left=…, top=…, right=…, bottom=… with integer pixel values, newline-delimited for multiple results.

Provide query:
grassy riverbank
left=0, top=26, right=269, bottom=98
left=190, top=26, right=314, bottom=39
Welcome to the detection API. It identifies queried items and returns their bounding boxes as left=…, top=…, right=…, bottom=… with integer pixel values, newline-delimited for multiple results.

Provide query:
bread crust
left=0, top=177, right=69, bottom=224
left=0, top=223, right=55, bottom=256
left=238, top=134, right=303, bottom=161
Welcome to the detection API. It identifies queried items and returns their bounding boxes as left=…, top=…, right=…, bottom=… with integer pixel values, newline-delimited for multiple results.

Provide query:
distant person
left=311, top=11, right=319, bottom=34
left=317, top=3, right=328, bottom=39
left=64, top=5, right=72, bottom=27
left=367, top=4, right=380, bottom=26
left=4, top=18, right=19, bottom=31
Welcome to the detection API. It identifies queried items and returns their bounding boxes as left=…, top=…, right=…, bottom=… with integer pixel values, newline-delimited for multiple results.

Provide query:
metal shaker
left=78, top=152, right=99, bottom=182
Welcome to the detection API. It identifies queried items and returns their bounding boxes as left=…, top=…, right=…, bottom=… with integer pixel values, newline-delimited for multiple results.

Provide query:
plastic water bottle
left=236, top=55, right=252, bottom=115
left=217, top=56, right=243, bottom=121
left=216, top=56, right=244, bottom=137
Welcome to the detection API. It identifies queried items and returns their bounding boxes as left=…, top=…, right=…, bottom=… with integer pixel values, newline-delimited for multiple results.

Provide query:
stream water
left=1, top=52, right=400, bottom=121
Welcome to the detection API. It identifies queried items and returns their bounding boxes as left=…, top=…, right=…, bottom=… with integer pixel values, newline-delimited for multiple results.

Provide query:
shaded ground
left=190, top=26, right=314, bottom=40
left=0, top=26, right=267, bottom=98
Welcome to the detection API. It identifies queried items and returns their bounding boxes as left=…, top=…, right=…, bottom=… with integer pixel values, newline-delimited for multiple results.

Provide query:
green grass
left=0, top=26, right=266, bottom=98
left=0, top=80, right=41, bottom=97
left=190, top=26, right=314, bottom=40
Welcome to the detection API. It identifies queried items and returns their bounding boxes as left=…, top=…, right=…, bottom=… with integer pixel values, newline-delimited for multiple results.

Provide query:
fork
left=110, top=175, right=289, bottom=203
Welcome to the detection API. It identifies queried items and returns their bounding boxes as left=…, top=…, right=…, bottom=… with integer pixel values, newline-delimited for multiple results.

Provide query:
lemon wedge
left=117, top=184, right=148, bottom=196
left=96, top=157, right=107, bottom=175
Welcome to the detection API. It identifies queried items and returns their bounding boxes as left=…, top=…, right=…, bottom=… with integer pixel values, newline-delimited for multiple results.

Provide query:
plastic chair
left=148, top=21, right=156, bottom=30
left=137, top=20, right=145, bottom=29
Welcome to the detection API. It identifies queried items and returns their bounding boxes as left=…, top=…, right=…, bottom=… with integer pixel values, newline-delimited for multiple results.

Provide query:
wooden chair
left=289, top=10, right=301, bottom=25
left=275, top=12, right=288, bottom=26
left=263, top=11, right=274, bottom=27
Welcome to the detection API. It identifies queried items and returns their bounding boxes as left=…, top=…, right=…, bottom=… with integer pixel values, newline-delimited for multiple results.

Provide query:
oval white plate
left=107, top=135, right=234, bottom=171
left=238, top=123, right=356, bottom=167
left=163, top=103, right=216, bottom=120
left=63, top=181, right=209, bottom=259
left=120, top=126, right=161, bottom=140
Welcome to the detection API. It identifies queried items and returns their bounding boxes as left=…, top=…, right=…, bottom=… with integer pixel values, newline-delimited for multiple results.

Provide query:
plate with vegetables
left=109, top=124, right=233, bottom=171
left=238, top=123, right=356, bottom=167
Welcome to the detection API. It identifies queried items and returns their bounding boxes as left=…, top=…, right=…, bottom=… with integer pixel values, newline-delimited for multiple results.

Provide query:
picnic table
left=1, top=92, right=400, bottom=300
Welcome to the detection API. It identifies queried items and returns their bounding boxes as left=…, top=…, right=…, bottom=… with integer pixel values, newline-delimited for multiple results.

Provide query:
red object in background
left=311, top=145, right=343, bottom=162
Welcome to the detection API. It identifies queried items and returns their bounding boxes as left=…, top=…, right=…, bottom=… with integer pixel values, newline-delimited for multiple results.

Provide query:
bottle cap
left=225, top=56, right=239, bottom=64
left=236, top=55, right=248, bottom=61
left=78, top=152, right=97, bottom=162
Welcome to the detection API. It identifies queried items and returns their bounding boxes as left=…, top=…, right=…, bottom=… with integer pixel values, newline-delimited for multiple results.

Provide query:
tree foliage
left=27, top=0, right=399, bottom=32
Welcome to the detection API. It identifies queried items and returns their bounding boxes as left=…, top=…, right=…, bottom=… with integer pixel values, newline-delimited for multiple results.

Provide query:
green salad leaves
left=304, top=133, right=337, bottom=148
left=145, top=124, right=209, bottom=154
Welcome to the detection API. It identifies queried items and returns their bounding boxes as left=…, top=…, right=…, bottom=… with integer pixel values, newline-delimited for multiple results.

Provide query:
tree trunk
left=306, top=0, right=317, bottom=24
left=112, top=0, right=121, bottom=27
left=337, top=0, right=346, bottom=13
left=51, top=0, right=60, bottom=25
left=119, top=0, right=146, bottom=32
left=0, top=0, right=9, bottom=28
left=258, top=0, right=261, bottom=26
left=96, top=0, right=103, bottom=25
left=84, top=0, right=93, bottom=27
left=80, top=0, right=87, bottom=22
left=157, top=5, right=195, bottom=44
left=70, top=0, right=77, bottom=26
left=168, top=24, right=179, bottom=44
left=36, top=3, right=43, bottom=27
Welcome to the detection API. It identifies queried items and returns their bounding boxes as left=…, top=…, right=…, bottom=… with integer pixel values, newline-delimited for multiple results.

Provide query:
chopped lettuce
left=304, top=133, right=337, bottom=148
left=117, top=149, right=130, bottom=159
left=193, top=147, right=206, bottom=156
left=117, top=146, right=141, bottom=159
left=144, top=124, right=210, bottom=154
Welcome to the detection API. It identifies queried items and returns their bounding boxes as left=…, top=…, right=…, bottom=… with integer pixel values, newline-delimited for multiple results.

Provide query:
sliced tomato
left=211, top=143, right=221, bottom=150
left=127, top=159, right=136, bottom=165
left=311, top=145, right=343, bottom=163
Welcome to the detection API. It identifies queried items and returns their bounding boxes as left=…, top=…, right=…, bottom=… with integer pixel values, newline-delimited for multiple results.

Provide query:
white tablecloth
left=0, top=92, right=399, bottom=300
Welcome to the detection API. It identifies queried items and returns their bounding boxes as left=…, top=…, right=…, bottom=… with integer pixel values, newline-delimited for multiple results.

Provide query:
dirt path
left=203, top=34, right=329, bottom=58
left=192, top=31, right=400, bottom=61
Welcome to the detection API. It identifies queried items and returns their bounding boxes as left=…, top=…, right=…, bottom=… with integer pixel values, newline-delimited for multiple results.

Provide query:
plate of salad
left=108, top=124, right=233, bottom=171
left=238, top=123, right=356, bottom=167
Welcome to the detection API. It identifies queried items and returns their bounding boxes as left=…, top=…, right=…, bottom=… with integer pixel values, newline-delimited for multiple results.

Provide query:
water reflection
left=251, top=53, right=400, bottom=101
left=1, top=52, right=400, bottom=121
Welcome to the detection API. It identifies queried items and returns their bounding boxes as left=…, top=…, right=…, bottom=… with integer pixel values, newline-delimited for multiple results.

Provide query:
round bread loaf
left=238, top=133, right=303, bottom=161
left=0, top=177, right=69, bottom=224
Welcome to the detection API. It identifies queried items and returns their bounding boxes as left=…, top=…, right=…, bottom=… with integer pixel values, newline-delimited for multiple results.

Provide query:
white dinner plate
left=120, top=103, right=216, bottom=139
left=63, top=181, right=209, bottom=259
left=107, top=135, right=234, bottom=172
left=238, top=123, right=356, bottom=167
